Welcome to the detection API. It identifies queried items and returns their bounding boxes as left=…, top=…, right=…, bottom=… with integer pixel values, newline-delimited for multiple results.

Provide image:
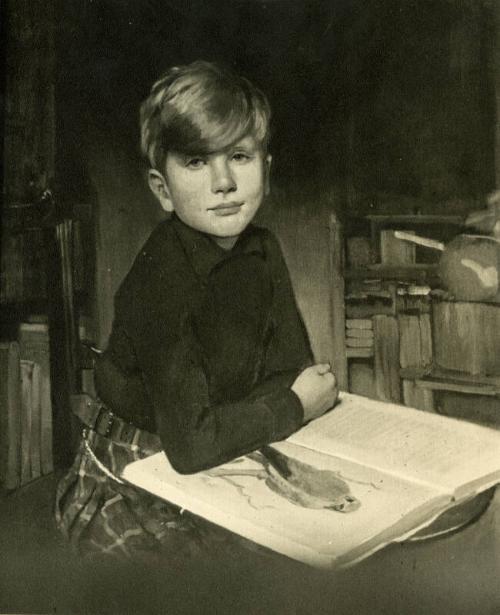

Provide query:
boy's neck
left=212, top=235, right=239, bottom=251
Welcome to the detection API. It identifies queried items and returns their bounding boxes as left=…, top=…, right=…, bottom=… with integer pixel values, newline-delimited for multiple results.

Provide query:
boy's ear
left=147, top=169, right=174, bottom=212
left=264, top=154, right=272, bottom=196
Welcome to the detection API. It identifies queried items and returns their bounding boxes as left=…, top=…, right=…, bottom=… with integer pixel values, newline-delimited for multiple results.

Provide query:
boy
left=56, top=61, right=338, bottom=561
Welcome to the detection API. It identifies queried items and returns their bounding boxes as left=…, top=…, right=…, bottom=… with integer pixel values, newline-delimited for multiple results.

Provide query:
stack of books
left=345, top=319, right=374, bottom=358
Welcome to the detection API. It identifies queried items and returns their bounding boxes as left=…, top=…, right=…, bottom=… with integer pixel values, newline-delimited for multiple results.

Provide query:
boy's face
left=149, top=134, right=271, bottom=247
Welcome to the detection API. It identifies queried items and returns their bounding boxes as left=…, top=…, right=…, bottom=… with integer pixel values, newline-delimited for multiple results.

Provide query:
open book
left=122, top=393, right=500, bottom=568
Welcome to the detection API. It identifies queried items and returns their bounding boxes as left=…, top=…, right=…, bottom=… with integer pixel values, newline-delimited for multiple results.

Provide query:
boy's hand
left=291, top=364, right=338, bottom=423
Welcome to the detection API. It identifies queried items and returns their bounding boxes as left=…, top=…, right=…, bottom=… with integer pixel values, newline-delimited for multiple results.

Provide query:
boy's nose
left=210, top=159, right=236, bottom=194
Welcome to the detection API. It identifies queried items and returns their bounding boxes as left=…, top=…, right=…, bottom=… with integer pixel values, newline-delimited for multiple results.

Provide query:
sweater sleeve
left=139, top=326, right=304, bottom=474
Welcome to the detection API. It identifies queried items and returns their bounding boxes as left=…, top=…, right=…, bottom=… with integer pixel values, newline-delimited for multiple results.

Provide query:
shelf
left=400, top=366, right=500, bottom=396
left=346, top=290, right=393, bottom=299
left=415, top=379, right=499, bottom=396
left=366, top=214, right=464, bottom=225
left=345, top=264, right=440, bottom=284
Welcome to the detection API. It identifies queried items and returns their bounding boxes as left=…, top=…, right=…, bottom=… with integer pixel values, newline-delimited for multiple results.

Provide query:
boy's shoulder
left=114, top=217, right=187, bottom=306
left=137, top=216, right=179, bottom=261
left=251, top=223, right=287, bottom=263
left=245, top=222, right=282, bottom=252
left=129, top=217, right=180, bottom=272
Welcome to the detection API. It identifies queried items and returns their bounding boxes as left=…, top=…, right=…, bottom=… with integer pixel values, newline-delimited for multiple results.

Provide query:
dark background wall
left=52, top=0, right=497, bottom=361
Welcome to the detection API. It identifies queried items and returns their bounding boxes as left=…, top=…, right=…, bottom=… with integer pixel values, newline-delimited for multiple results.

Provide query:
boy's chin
left=206, top=216, right=254, bottom=239
left=206, top=220, right=252, bottom=250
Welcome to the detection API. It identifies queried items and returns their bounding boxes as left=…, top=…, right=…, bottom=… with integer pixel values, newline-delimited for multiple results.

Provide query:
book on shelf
left=398, top=313, right=432, bottom=370
left=18, top=323, right=53, bottom=475
left=20, top=360, right=42, bottom=484
left=346, top=318, right=373, bottom=330
left=20, top=360, right=34, bottom=484
left=380, top=229, right=416, bottom=265
left=346, top=337, right=374, bottom=349
left=0, top=342, right=22, bottom=489
left=122, top=392, right=500, bottom=570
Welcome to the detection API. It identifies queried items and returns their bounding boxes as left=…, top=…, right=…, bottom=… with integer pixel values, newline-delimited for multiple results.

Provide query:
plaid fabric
left=55, top=428, right=229, bottom=564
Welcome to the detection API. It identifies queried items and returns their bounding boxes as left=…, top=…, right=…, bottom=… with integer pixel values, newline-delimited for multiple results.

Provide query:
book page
left=288, top=392, right=500, bottom=496
left=122, top=448, right=447, bottom=569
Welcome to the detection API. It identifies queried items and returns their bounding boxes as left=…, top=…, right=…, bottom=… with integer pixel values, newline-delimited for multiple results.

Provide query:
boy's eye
left=185, top=157, right=206, bottom=169
left=231, top=152, right=252, bottom=163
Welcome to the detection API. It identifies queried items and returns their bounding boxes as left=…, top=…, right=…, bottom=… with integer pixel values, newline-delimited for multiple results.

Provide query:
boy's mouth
left=209, top=201, right=244, bottom=216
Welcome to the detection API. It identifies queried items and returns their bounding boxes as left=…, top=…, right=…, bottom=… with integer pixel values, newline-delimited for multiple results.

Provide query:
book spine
left=380, top=229, right=416, bottom=265
left=18, top=324, right=53, bottom=475
left=39, top=359, right=53, bottom=475
left=20, top=360, right=34, bottom=485
left=0, top=342, right=22, bottom=489
left=373, top=315, right=401, bottom=402
left=398, top=314, right=434, bottom=411
left=398, top=315, right=422, bottom=370
left=30, top=362, right=42, bottom=479
left=402, top=380, right=435, bottom=412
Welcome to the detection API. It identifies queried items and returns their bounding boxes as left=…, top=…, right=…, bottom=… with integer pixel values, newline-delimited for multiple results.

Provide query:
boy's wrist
left=271, top=387, right=304, bottom=439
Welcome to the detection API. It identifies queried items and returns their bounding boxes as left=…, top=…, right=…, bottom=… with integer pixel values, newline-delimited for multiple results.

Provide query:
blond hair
left=140, top=61, right=271, bottom=170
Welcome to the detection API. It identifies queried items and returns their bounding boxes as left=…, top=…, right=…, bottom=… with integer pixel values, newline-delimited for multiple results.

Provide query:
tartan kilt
left=54, top=428, right=225, bottom=563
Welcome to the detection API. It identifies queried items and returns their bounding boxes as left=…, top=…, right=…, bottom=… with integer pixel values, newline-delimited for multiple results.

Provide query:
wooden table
left=327, top=488, right=500, bottom=614
left=122, top=462, right=500, bottom=614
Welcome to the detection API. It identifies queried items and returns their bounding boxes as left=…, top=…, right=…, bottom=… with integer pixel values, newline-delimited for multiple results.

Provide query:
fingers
left=313, top=364, right=337, bottom=387
left=324, top=372, right=337, bottom=387
left=314, top=363, right=331, bottom=375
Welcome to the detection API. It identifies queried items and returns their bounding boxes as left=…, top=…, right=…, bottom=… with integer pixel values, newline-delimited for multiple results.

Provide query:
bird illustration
left=207, top=445, right=361, bottom=513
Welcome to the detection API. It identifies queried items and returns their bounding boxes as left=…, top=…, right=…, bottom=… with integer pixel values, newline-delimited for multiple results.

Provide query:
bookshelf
left=1, top=1, right=100, bottom=483
left=0, top=194, right=96, bottom=487
left=330, top=212, right=500, bottom=426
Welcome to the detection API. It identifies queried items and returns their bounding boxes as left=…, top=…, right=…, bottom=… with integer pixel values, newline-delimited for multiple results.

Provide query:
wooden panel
left=433, top=301, right=500, bottom=376
left=3, top=0, right=55, bottom=201
left=349, top=361, right=375, bottom=398
left=2, top=1, right=55, bottom=306
left=402, top=380, right=435, bottom=412
left=492, top=0, right=500, bottom=188
left=398, top=314, right=432, bottom=370
left=329, top=213, right=348, bottom=389
left=0, top=342, right=22, bottom=489
left=258, top=193, right=337, bottom=371
left=399, top=313, right=435, bottom=411
left=439, top=392, right=500, bottom=429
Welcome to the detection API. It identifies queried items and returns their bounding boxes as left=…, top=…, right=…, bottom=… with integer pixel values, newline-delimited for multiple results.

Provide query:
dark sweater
left=95, top=213, right=313, bottom=473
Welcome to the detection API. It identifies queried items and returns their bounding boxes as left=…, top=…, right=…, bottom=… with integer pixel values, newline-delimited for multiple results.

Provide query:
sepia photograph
left=1, top=1, right=500, bottom=613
